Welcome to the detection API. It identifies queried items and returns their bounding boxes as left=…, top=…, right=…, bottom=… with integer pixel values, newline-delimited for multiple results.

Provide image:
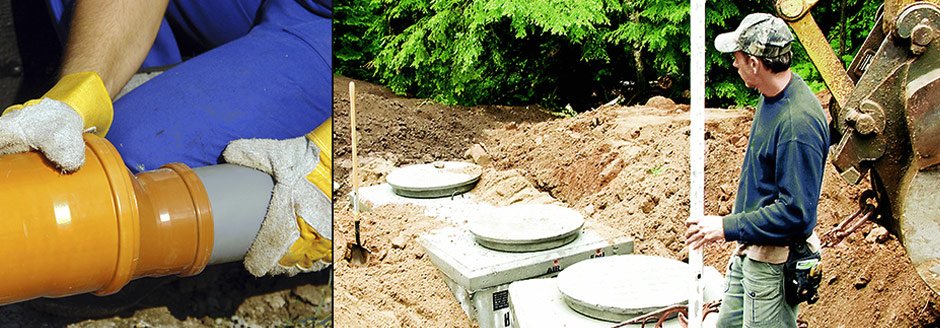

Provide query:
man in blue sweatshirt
left=685, top=13, right=829, bottom=327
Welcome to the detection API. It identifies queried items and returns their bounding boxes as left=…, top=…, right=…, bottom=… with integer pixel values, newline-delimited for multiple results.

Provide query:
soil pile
left=332, top=76, right=551, bottom=196
left=485, top=103, right=940, bottom=327
left=333, top=76, right=553, bottom=327
left=333, top=76, right=940, bottom=327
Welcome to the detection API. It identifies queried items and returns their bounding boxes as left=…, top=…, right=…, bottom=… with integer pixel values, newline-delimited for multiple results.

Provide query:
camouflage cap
left=715, top=13, right=794, bottom=58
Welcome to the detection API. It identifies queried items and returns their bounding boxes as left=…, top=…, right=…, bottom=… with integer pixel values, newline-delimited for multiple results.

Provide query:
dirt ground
left=0, top=249, right=332, bottom=328
left=333, top=76, right=940, bottom=327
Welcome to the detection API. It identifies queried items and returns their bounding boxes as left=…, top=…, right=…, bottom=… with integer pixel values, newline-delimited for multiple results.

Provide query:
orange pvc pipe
left=0, top=134, right=213, bottom=305
left=134, top=163, right=214, bottom=278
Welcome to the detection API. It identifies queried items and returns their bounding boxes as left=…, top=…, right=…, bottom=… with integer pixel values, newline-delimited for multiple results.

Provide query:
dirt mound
left=486, top=105, right=747, bottom=258
left=486, top=103, right=940, bottom=326
left=332, top=77, right=554, bottom=327
left=332, top=76, right=552, bottom=195
left=333, top=77, right=940, bottom=327
left=334, top=203, right=469, bottom=327
left=473, top=168, right=558, bottom=206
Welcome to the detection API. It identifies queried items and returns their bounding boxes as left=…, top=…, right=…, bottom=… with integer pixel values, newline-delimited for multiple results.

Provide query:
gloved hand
left=0, top=72, right=113, bottom=171
left=223, top=118, right=333, bottom=276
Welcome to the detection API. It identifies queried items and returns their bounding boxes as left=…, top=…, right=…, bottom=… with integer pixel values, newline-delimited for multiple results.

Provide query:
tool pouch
left=784, top=241, right=822, bottom=306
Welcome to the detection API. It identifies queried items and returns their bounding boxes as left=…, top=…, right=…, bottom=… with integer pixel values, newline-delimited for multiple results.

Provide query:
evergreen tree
left=334, top=0, right=881, bottom=111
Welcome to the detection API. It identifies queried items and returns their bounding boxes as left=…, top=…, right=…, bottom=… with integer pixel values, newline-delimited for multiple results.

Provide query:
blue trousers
left=47, top=0, right=332, bottom=172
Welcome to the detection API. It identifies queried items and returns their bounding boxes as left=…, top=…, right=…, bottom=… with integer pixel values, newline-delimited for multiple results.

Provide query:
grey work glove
left=223, top=136, right=332, bottom=276
left=0, top=98, right=86, bottom=171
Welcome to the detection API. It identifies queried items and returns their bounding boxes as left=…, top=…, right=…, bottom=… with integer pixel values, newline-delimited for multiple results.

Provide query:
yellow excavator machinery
left=775, top=0, right=940, bottom=294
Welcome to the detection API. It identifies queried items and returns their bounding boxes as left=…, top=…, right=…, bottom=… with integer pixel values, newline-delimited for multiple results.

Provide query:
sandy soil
left=332, top=76, right=940, bottom=327
left=484, top=101, right=940, bottom=327
left=332, top=76, right=552, bottom=197
left=332, top=75, right=553, bottom=327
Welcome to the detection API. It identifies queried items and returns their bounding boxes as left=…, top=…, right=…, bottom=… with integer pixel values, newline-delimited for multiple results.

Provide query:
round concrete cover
left=557, top=255, right=690, bottom=322
left=469, top=204, right=584, bottom=246
left=386, top=161, right=482, bottom=197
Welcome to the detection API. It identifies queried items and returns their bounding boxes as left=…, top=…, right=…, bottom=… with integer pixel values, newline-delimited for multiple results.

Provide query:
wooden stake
left=350, top=81, right=359, bottom=214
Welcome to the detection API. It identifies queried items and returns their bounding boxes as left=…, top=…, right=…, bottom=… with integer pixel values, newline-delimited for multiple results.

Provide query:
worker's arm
left=61, top=0, right=169, bottom=98
left=686, top=139, right=826, bottom=249
left=722, top=139, right=827, bottom=244
left=0, top=0, right=169, bottom=171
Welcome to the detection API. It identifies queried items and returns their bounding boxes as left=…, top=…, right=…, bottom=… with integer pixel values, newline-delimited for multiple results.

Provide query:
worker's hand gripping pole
left=689, top=0, right=706, bottom=326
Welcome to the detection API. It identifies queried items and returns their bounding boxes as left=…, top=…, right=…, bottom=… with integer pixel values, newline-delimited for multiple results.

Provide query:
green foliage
left=606, top=0, right=689, bottom=77
left=772, top=0, right=881, bottom=97
left=813, top=0, right=882, bottom=61
left=333, top=0, right=882, bottom=111
left=704, top=0, right=754, bottom=107
left=334, top=0, right=698, bottom=111
left=704, top=0, right=880, bottom=106
left=371, top=0, right=617, bottom=108
left=333, top=0, right=385, bottom=78
left=791, top=42, right=828, bottom=93
left=648, top=165, right=666, bottom=175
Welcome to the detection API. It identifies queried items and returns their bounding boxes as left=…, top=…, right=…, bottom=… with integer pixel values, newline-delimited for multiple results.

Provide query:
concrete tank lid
left=557, top=255, right=690, bottom=322
left=469, top=204, right=584, bottom=247
left=386, top=161, right=482, bottom=194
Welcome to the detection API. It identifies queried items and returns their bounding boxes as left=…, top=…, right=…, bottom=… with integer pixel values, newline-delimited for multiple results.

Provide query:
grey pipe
left=193, top=164, right=274, bottom=264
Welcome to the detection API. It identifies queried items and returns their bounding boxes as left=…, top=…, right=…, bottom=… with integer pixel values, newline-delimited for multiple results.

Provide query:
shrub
left=334, top=0, right=881, bottom=111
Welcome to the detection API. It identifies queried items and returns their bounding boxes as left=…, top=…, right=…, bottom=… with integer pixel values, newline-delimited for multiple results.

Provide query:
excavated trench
left=332, top=76, right=940, bottom=327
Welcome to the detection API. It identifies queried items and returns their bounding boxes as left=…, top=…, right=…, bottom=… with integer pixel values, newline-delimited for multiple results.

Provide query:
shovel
left=348, top=81, right=371, bottom=266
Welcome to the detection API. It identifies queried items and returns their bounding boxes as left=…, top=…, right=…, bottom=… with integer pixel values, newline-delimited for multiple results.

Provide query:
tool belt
left=784, top=241, right=822, bottom=306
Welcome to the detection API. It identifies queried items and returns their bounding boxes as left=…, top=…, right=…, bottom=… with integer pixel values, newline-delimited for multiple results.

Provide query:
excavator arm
left=774, top=0, right=940, bottom=295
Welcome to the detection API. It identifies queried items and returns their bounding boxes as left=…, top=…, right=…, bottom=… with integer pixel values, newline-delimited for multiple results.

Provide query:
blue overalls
left=47, top=0, right=332, bottom=172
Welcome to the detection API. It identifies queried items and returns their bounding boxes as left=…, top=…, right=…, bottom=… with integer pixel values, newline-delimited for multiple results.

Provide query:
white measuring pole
left=688, top=0, right=706, bottom=327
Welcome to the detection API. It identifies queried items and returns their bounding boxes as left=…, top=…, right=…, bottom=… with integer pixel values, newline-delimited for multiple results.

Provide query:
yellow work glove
left=306, top=118, right=332, bottom=200
left=222, top=118, right=333, bottom=276
left=278, top=119, right=333, bottom=270
left=0, top=72, right=113, bottom=171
